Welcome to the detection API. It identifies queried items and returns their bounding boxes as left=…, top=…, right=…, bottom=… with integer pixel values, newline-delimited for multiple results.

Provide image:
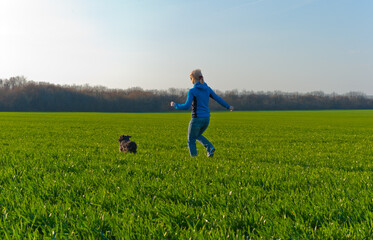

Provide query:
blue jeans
left=188, top=117, right=214, bottom=157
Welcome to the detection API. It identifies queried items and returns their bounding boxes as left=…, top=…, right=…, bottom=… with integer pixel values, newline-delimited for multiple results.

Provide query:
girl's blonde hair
left=190, top=69, right=204, bottom=84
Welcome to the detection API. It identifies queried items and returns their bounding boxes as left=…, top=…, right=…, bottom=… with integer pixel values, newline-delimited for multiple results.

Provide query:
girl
left=170, top=69, right=234, bottom=157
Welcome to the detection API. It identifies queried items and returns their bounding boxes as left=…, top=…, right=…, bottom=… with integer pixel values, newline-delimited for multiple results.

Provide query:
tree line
left=1, top=76, right=372, bottom=112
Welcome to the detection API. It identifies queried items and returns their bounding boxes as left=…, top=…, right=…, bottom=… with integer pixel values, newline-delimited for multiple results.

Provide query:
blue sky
left=0, top=0, right=372, bottom=94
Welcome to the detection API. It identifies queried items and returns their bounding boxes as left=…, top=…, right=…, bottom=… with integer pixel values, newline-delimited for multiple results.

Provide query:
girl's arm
left=209, top=87, right=231, bottom=109
left=172, top=89, right=193, bottom=110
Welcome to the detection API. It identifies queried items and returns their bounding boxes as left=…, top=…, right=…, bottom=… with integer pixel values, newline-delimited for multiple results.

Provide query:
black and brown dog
left=118, top=135, right=137, bottom=153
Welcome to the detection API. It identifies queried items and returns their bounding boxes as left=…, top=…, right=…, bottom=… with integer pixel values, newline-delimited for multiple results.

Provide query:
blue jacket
left=174, top=82, right=231, bottom=118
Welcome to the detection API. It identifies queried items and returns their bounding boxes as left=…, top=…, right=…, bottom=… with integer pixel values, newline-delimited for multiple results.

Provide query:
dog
left=118, top=135, right=137, bottom=153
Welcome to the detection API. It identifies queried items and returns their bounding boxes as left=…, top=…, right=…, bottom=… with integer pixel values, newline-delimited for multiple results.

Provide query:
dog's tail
left=128, top=142, right=137, bottom=154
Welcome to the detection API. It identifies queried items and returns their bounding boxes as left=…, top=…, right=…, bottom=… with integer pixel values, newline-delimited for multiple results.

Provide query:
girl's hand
left=170, top=101, right=175, bottom=107
left=229, top=106, right=234, bottom=111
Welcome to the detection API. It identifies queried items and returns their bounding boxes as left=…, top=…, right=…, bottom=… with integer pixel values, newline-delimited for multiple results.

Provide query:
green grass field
left=1, top=111, right=373, bottom=239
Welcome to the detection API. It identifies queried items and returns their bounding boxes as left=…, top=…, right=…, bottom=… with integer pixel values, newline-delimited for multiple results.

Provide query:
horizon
left=1, top=0, right=372, bottom=94
left=2, top=75, right=372, bottom=97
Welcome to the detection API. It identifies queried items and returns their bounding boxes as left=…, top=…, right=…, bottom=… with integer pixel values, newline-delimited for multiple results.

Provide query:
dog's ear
left=128, top=136, right=131, bottom=138
left=118, top=135, right=124, bottom=141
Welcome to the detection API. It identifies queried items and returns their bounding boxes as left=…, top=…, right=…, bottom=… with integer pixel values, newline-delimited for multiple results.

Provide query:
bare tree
left=1, top=77, right=372, bottom=112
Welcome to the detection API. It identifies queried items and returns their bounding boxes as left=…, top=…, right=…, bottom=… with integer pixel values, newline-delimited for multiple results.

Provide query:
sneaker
left=207, top=148, right=215, bottom=157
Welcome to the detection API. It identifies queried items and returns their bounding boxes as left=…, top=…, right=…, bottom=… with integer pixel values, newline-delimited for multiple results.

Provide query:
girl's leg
left=197, top=135, right=214, bottom=153
left=188, top=118, right=203, bottom=156
left=195, top=118, right=214, bottom=153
